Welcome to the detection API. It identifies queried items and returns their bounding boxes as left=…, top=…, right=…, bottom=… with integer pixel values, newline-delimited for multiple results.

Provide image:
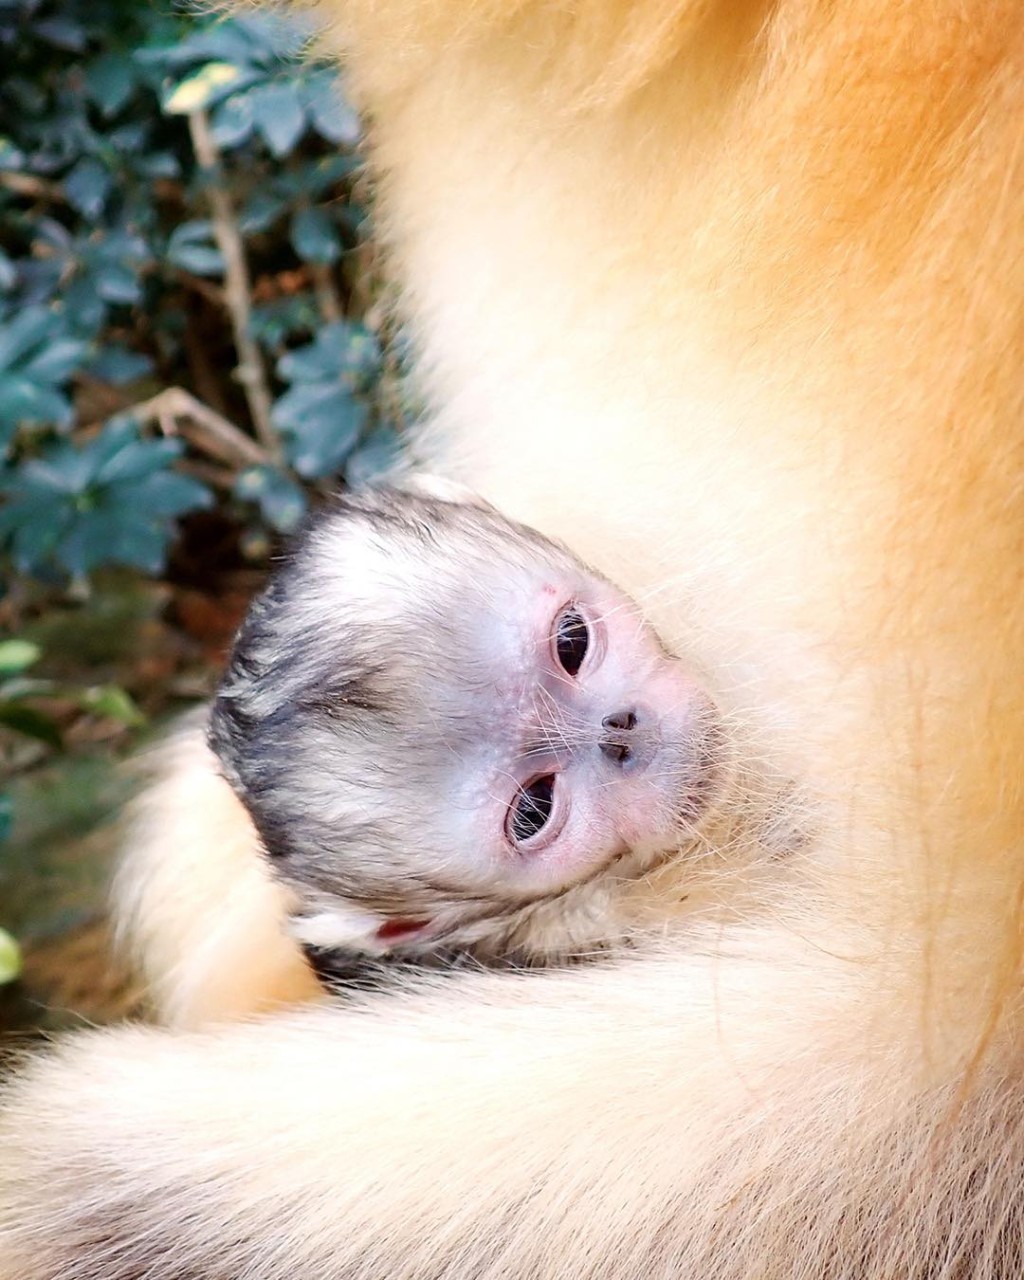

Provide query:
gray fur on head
left=209, top=482, right=729, bottom=971
left=210, top=484, right=589, bottom=931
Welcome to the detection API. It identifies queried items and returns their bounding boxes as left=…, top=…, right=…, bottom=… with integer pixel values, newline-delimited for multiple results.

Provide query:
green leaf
left=0, top=248, right=16, bottom=293
left=136, top=151, right=181, bottom=180
left=24, top=339, right=90, bottom=385
left=0, top=640, right=41, bottom=676
left=0, top=928, right=21, bottom=985
left=56, top=510, right=169, bottom=577
left=250, top=294, right=319, bottom=346
left=0, top=796, right=11, bottom=845
left=277, top=345, right=333, bottom=383
left=163, top=62, right=246, bottom=115
left=290, top=410, right=366, bottom=478
left=90, top=433, right=183, bottom=485
left=20, top=444, right=97, bottom=495
left=0, top=376, right=74, bottom=430
left=143, top=20, right=269, bottom=70
left=33, top=16, right=87, bottom=51
left=167, top=221, right=224, bottom=277
left=85, top=53, right=138, bottom=116
left=95, top=228, right=150, bottom=265
left=65, top=158, right=113, bottom=219
left=77, top=685, right=145, bottom=727
left=340, top=329, right=382, bottom=381
left=235, top=13, right=311, bottom=62
left=4, top=507, right=73, bottom=575
left=95, top=262, right=144, bottom=304
left=63, top=277, right=107, bottom=333
left=87, top=347, right=154, bottom=385
left=111, top=469, right=214, bottom=518
left=273, top=386, right=368, bottom=478
left=211, top=95, right=255, bottom=148
left=240, top=191, right=288, bottom=235
left=108, top=123, right=149, bottom=154
left=277, top=323, right=380, bottom=384
left=336, top=204, right=369, bottom=237
left=167, top=243, right=225, bottom=276
left=0, top=702, right=62, bottom=748
left=299, top=73, right=362, bottom=146
left=290, top=207, right=341, bottom=265
left=295, top=154, right=362, bottom=198
left=247, top=81, right=306, bottom=156
left=346, top=428, right=401, bottom=488
left=0, top=307, right=53, bottom=372
left=234, top=464, right=307, bottom=533
left=270, top=378, right=345, bottom=426
left=0, top=138, right=26, bottom=173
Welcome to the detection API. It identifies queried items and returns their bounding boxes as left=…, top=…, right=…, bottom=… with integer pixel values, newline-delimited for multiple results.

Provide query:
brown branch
left=310, top=263, right=343, bottom=324
left=126, top=387, right=269, bottom=469
left=174, top=270, right=227, bottom=309
left=186, top=108, right=279, bottom=459
left=0, top=172, right=66, bottom=203
left=182, top=320, right=232, bottom=418
left=178, top=458, right=238, bottom=492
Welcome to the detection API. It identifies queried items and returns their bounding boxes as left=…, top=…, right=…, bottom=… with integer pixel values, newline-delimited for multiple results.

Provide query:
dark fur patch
left=300, top=942, right=485, bottom=993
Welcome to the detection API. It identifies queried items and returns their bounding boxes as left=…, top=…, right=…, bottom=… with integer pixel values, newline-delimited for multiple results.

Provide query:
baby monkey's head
left=210, top=484, right=722, bottom=960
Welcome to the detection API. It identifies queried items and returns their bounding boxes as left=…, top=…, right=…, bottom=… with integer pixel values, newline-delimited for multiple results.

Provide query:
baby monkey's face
left=439, top=553, right=719, bottom=900
left=212, top=486, right=724, bottom=952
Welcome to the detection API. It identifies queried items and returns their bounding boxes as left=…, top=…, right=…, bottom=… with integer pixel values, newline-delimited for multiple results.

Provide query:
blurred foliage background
left=0, top=0, right=405, bottom=1025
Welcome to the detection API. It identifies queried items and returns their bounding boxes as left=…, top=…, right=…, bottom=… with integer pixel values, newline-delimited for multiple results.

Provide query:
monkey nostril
left=602, top=710, right=637, bottom=732
left=599, top=740, right=632, bottom=764
left=600, top=709, right=639, bottom=765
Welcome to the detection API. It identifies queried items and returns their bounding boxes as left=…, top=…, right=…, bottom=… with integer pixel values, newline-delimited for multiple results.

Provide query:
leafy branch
left=0, top=4, right=411, bottom=588
left=183, top=103, right=277, bottom=457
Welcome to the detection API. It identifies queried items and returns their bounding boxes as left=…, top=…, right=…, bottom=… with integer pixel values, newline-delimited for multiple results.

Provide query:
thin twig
left=174, top=269, right=226, bottom=309
left=178, top=458, right=238, bottom=491
left=186, top=108, right=279, bottom=459
left=310, top=262, right=343, bottom=324
left=126, top=387, right=269, bottom=469
left=0, top=172, right=66, bottom=203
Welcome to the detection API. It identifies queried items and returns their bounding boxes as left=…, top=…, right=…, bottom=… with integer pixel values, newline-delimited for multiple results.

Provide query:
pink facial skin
left=214, top=486, right=723, bottom=958
left=441, top=564, right=723, bottom=902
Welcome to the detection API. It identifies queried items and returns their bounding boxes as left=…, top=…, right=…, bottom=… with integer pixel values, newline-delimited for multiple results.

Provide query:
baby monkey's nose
left=600, top=709, right=638, bottom=763
left=602, top=710, right=637, bottom=732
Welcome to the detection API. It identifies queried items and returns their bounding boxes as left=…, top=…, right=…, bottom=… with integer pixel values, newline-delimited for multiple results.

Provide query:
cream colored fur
left=113, top=711, right=319, bottom=1025
left=2, top=0, right=1024, bottom=1275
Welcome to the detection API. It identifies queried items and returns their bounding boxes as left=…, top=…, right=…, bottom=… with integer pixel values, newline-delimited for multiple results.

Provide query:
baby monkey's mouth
left=676, top=701, right=728, bottom=828
left=639, top=692, right=728, bottom=842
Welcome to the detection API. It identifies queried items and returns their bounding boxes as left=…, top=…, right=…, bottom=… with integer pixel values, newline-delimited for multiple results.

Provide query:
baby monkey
left=210, top=483, right=724, bottom=983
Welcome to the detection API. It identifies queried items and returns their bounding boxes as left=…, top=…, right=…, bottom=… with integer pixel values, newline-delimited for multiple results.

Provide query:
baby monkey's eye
left=507, top=775, right=556, bottom=845
left=555, top=608, right=589, bottom=676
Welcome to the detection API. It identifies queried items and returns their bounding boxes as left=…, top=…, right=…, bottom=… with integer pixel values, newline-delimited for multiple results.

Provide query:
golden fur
left=2, top=1, right=1023, bottom=1274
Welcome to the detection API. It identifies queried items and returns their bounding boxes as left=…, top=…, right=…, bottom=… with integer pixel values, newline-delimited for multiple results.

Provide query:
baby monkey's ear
left=288, top=899, right=432, bottom=957
left=389, top=471, right=495, bottom=510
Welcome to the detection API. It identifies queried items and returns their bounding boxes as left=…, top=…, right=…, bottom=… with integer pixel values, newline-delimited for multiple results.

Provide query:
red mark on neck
left=375, top=917, right=430, bottom=943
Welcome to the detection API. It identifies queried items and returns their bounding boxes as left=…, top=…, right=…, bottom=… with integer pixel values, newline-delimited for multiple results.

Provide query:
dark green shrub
left=0, top=0, right=405, bottom=588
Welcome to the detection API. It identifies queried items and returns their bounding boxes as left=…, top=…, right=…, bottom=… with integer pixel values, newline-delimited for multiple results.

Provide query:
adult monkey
left=2, top=0, right=1024, bottom=1275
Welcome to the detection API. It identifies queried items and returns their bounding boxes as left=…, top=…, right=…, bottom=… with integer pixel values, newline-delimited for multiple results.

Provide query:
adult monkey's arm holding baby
left=4, top=1, right=1024, bottom=1276
left=6, top=940, right=1006, bottom=1280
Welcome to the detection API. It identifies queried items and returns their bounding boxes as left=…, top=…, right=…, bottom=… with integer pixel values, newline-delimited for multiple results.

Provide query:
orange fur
left=1, top=1, right=1023, bottom=1275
